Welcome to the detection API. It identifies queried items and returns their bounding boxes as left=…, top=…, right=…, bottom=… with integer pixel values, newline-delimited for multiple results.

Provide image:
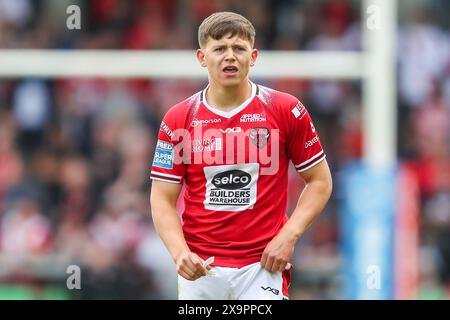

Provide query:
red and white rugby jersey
left=151, top=82, right=325, bottom=267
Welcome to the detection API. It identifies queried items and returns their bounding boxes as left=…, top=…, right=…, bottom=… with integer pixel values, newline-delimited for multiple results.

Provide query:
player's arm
left=261, top=158, right=332, bottom=272
left=150, top=180, right=209, bottom=280
left=286, top=158, right=332, bottom=238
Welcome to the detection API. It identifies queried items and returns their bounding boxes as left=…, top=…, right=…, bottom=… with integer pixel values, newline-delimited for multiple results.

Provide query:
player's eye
left=214, top=47, right=225, bottom=52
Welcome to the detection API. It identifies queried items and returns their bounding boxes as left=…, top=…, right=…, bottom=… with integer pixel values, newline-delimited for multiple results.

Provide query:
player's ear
left=250, top=49, right=258, bottom=67
left=196, top=49, right=207, bottom=68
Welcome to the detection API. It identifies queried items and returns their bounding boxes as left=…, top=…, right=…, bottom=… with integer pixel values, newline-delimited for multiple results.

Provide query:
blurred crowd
left=0, top=0, right=449, bottom=299
left=396, top=1, right=450, bottom=299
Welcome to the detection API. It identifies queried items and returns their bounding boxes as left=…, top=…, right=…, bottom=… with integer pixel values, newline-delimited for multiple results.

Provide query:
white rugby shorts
left=178, top=262, right=291, bottom=300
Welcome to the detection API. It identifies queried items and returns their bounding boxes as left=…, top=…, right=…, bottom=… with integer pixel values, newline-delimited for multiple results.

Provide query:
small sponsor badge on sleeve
left=291, top=101, right=307, bottom=120
left=152, top=140, right=174, bottom=169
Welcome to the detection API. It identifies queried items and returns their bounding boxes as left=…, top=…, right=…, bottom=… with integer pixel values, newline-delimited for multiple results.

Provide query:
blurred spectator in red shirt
left=0, top=197, right=52, bottom=256
left=410, top=81, right=450, bottom=198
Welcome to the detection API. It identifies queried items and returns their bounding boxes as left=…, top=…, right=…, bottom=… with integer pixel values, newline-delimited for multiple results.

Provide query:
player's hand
left=175, top=251, right=211, bottom=281
left=260, top=232, right=296, bottom=273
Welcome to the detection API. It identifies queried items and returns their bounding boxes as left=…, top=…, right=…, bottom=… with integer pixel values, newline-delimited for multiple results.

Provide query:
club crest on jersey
left=249, top=127, right=270, bottom=148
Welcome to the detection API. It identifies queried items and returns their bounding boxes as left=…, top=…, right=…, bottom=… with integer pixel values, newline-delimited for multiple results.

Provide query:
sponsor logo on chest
left=191, top=118, right=222, bottom=127
left=203, top=164, right=259, bottom=211
left=192, top=138, right=222, bottom=153
left=240, top=113, right=267, bottom=123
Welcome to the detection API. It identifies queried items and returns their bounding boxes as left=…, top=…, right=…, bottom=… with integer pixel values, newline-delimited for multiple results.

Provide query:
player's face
left=197, top=34, right=258, bottom=88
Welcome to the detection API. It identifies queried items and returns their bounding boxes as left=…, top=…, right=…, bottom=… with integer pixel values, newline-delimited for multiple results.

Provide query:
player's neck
left=206, top=80, right=252, bottom=112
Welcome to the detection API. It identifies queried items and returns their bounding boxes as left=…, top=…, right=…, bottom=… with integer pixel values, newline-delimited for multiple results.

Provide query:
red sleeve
left=150, top=108, right=186, bottom=184
left=287, top=100, right=326, bottom=172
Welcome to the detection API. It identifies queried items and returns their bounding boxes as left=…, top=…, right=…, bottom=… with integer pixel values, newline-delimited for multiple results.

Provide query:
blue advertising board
left=340, top=161, right=395, bottom=299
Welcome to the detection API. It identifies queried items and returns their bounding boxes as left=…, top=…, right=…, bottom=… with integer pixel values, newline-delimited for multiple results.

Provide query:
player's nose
left=224, top=48, right=236, bottom=61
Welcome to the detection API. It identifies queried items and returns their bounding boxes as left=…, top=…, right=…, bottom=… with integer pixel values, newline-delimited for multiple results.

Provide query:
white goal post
left=0, top=50, right=364, bottom=79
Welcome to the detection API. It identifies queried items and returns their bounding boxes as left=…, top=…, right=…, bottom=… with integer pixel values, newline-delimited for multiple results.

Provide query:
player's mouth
left=222, top=66, right=239, bottom=75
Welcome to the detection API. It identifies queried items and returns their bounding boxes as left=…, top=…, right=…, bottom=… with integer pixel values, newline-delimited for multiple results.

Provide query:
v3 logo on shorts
left=261, top=286, right=279, bottom=296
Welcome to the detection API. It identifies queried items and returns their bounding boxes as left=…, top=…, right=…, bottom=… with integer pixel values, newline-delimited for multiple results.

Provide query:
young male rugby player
left=150, top=12, right=332, bottom=300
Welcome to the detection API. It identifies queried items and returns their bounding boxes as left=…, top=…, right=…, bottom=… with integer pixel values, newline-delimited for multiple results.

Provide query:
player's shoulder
left=255, top=83, right=310, bottom=124
left=257, top=85, right=304, bottom=116
left=162, top=91, right=202, bottom=126
left=255, top=83, right=301, bottom=109
left=167, top=91, right=202, bottom=115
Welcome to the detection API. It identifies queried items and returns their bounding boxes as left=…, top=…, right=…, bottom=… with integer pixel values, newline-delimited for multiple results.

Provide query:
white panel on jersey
left=203, top=163, right=260, bottom=212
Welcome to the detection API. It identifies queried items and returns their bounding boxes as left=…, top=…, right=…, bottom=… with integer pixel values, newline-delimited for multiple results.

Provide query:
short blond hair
left=198, top=12, right=256, bottom=48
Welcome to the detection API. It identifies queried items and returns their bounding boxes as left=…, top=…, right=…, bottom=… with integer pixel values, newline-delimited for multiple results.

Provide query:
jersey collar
left=201, top=81, right=257, bottom=119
